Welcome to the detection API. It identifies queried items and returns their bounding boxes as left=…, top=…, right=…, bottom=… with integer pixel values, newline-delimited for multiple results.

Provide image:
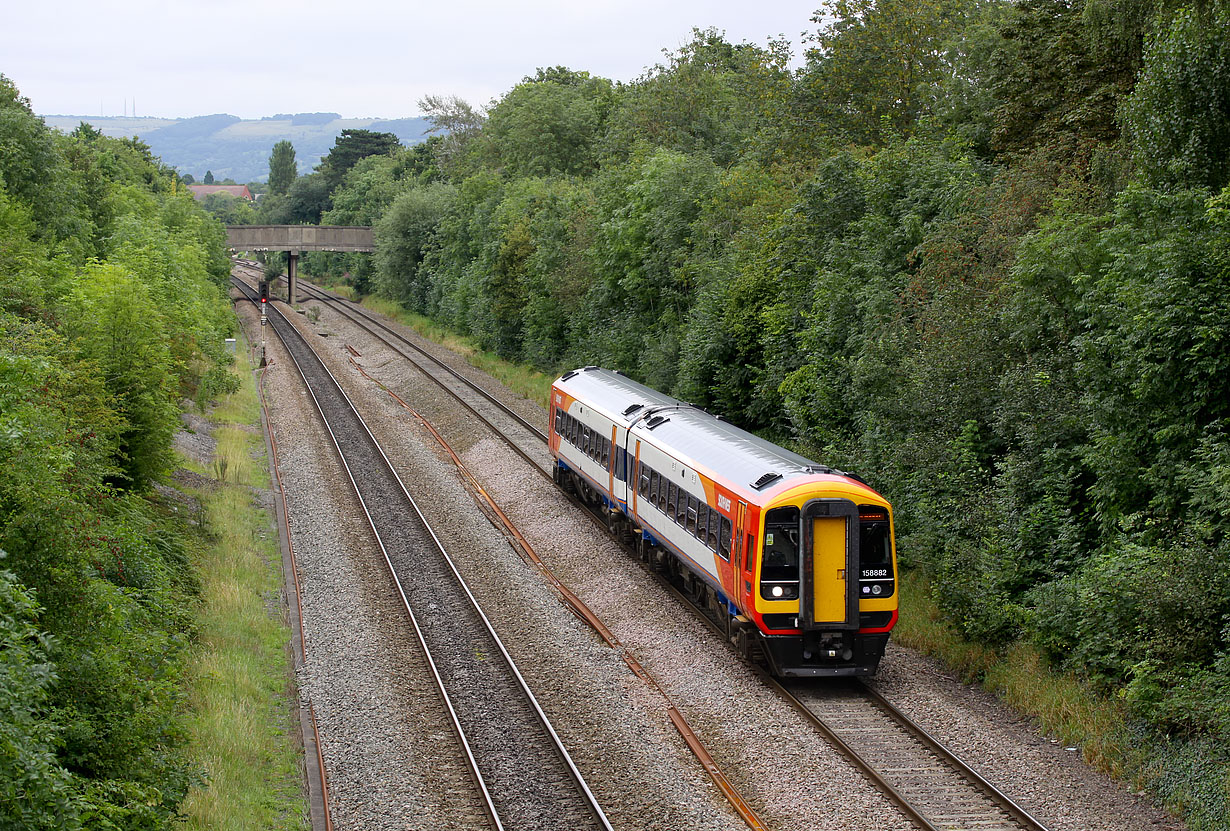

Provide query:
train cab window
left=859, top=509, right=893, bottom=566
left=760, top=506, right=800, bottom=601
left=649, top=470, right=660, bottom=504
left=666, top=482, right=678, bottom=515
left=638, top=464, right=651, bottom=497
left=718, top=516, right=732, bottom=558
left=695, top=505, right=708, bottom=541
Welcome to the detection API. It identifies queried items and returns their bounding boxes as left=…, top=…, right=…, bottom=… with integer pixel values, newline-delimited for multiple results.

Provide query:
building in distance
left=187, top=184, right=253, bottom=201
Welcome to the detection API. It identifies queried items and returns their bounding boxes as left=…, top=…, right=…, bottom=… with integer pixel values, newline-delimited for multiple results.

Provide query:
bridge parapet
left=226, top=224, right=374, bottom=253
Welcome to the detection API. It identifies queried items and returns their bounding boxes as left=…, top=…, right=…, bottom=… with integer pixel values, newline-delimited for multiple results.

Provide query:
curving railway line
left=236, top=262, right=1053, bottom=831
left=234, top=274, right=612, bottom=831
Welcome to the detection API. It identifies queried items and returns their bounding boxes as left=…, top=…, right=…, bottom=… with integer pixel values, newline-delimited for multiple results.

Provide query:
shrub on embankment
left=0, top=74, right=240, bottom=828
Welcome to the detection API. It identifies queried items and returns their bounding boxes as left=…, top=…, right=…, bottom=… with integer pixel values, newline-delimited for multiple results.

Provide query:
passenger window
left=686, top=494, right=698, bottom=533
left=602, top=437, right=610, bottom=468
left=639, top=464, right=650, bottom=496
left=719, top=516, right=732, bottom=556
left=707, top=508, right=720, bottom=550
left=666, top=482, right=677, bottom=515
left=695, top=505, right=708, bottom=540
left=649, top=470, right=659, bottom=503
left=676, top=491, right=688, bottom=524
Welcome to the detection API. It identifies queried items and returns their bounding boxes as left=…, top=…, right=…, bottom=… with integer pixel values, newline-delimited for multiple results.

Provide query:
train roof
left=554, top=367, right=880, bottom=500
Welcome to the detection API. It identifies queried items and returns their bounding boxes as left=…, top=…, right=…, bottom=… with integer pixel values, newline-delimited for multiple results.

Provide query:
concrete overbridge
left=226, top=225, right=374, bottom=303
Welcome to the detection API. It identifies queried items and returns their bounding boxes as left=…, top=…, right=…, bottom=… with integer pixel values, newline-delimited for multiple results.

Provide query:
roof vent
left=751, top=472, right=783, bottom=490
left=559, top=369, right=579, bottom=382
left=645, top=416, right=670, bottom=430
left=623, top=403, right=644, bottom=416
left=802, top=464, right=834, bottom=475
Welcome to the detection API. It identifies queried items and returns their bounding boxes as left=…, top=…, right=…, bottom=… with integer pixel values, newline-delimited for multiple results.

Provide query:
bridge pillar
left=287, top=250, right=299, bottom=305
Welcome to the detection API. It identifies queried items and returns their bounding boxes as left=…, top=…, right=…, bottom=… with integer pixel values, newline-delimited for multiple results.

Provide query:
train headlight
left=771, top=585, right=784, bottom=598
left=871, top=584, right=883, bottom=596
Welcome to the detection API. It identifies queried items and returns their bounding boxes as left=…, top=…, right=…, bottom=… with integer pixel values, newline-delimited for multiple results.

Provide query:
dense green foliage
left=290, top=4, right=1229, bottom=823
left=0, top=75, right=238, bottom=828
left=267, top=139, right=297, bottom=197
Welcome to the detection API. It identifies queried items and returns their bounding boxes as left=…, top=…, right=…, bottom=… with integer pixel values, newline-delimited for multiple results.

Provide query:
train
left=549, top=367, right=898, bottom=677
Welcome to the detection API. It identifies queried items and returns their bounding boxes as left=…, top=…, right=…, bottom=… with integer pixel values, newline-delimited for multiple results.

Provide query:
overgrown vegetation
left=179, top=334, right=306, bottom=830
left=287, top=3, right=1230, bottom=825
left=0, top=75, right=244, bottom=828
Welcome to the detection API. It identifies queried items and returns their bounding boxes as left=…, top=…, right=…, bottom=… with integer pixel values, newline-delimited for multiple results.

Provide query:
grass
left=177, top=328, right=307, bottom=830
left=895, top=569, right=1230, bottom=830
left=895, top=570, right=1127, bottom=766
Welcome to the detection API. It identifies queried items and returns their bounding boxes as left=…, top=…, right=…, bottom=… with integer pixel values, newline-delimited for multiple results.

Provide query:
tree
left=268, top=140, right=297, bottom=195
left=272, top=172, right=332, bottom=224
left=0, top=566, right=75, bottom=829
left=1120, top=7, right=1230, bottom=190
left=373, top=182, right=457, bottom=308
left=479, top=70, right=614, bottom=177
left=420, top=93, right=485, bottom=168
left=202, top=170, right=214, bottom=184
left=799, top=0, right=967, bottom=144
left=989, top=0, right=1143, bottom=162
left=320, top=129, right=399, bottom=192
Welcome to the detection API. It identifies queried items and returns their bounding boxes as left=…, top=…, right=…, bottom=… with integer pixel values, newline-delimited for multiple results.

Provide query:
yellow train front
left=550, top=367, right=898, bottom=677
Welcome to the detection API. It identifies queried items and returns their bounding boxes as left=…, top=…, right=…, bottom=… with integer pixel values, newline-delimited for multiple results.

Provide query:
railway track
left=778, top=679, right=1050, bottom=831
left=236, top=263, right=1052, bottom=831
left=234, top=275, right=612, bottom=831
left=248, top=264, right=553, bottom=478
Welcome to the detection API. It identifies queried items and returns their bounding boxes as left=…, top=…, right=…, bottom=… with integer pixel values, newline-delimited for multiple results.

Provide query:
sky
left=9, top=1, right=820, bottom=120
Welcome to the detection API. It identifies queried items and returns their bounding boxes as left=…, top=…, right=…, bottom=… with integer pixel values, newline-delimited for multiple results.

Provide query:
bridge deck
left=226, top=225, right=374, bottom=253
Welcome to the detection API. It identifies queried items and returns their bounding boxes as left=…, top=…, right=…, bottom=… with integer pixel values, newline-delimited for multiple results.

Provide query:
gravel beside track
left=240, top=283, right=1187, bottom=831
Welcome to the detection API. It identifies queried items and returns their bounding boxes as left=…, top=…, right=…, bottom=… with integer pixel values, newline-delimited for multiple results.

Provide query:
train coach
left=549, top=366, right=897, bottom=677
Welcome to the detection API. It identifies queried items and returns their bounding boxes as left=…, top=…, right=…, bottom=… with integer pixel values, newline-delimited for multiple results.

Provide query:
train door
left=735, top=501, right=753, bottom=611
left=609, top=424, right=620, bottom=505
left=800, top=498, right=859, bottom=629
left=630, top=439, right=641, bottom=518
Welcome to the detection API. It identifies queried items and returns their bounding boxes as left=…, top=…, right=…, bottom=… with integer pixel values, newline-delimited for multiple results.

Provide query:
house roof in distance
left=188, top=184, right=252, bottom=201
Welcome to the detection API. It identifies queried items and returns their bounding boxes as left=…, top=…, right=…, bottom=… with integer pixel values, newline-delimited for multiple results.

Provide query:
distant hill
left=41, top=113, right=433, bottom=183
